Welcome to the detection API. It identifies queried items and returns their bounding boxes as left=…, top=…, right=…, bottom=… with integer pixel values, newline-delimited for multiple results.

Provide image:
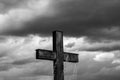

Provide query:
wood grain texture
left=53, top=31, right=64, bottom=80
left=36, top=49, right=78, bottom=62
left=36, top=31, right=79, bottom=80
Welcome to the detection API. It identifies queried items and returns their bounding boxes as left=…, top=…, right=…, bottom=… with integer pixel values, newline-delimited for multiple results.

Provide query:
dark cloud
left=3, top=0, right=120, bottom=40
left=83, top=46, right=120, bottom=51
left=1, top=0, right=120, bottom=79
left=96, top=75, right=120, bottom=80
left=93, top=68, right=120, bottom=80
left=0, top=0, right=25, bottom=13
left=0, top=36, right=7, bottom=42
left=11, top=58, right=36, bottom=65
left=0, top=64, right=11, bottom=71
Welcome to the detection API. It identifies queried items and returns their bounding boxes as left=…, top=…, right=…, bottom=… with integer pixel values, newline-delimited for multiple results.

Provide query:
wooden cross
left=36, top=31, right=79, bottom=80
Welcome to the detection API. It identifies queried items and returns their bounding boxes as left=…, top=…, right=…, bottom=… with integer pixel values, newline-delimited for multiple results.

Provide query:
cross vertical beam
left=53, top=31, right=64, bottom=80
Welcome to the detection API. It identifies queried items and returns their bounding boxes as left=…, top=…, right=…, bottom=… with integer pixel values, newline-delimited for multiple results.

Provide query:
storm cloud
left=0, top=0, right=120, bottom=40
left=0, top=0, right=120, bottom=80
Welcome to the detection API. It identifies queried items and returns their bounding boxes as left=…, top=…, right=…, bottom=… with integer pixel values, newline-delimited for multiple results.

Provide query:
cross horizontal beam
left=36, top=49, right=79, bottom=63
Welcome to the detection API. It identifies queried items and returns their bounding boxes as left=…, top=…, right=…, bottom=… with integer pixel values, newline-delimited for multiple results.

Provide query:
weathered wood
left=53, top=31, right=64, bottom=80
left=36, top=49, right=79, bottom=62
left=36, top=31, right=79, bottom=80
left=64, top=52, right=79, bottom=62
left=36, top=49, right=55, bottom=61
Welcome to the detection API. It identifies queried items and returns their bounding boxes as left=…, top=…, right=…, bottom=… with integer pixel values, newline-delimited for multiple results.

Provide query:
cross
left=36, top=31, right=79, bottom=80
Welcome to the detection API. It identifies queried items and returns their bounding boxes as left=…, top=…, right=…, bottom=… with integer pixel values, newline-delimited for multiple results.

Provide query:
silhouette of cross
left=36, top=31, right=79, bottom=80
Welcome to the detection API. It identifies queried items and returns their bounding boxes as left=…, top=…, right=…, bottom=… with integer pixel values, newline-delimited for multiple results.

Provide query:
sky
left=0, top=0, right=120, bottom=80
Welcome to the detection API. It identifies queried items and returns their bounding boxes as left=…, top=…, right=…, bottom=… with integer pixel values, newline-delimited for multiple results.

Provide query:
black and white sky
left=1, top=0, right=120, bottom=80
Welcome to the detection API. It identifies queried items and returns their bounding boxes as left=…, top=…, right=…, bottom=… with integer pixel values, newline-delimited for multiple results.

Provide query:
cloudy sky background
left=0, top=0, right=120, bottom=80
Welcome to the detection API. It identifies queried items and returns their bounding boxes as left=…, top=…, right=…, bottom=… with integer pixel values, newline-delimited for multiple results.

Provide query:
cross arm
left=36, top=49, right=79, bottom=63
left=36, top=49, right=55, bottom=61
left=64, top=52, right=79, bottom=63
